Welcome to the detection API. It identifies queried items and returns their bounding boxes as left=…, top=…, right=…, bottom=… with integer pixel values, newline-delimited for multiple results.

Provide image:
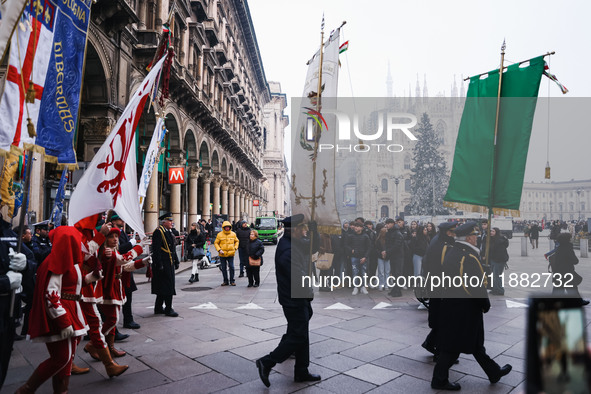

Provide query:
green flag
left=444, top=55, right=545, bottom=215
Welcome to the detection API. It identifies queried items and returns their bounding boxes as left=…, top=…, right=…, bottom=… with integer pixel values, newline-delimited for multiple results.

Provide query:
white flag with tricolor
left=68, top=55, right=167, bottom=238
left=138, top=116, right=166, bottom=207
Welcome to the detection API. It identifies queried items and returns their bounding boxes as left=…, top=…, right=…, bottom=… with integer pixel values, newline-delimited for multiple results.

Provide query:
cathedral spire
left=415, top=74, right=421, bottom=98
left=423, top=74, right=428, bottom=98
left=452, top=74, right=458, bottom=98
left=386, top=60, right=393, bottom=98
left=460, top=74, right=466, bottom=97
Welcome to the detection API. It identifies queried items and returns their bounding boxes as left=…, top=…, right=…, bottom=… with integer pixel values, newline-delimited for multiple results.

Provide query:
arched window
left=405, top=179, right=411, bottom=192
left=404, top=156, right=411, bottom=170
left=381, top=205, right=389, bottom=218
left=381, top=178, right=388, bottom=193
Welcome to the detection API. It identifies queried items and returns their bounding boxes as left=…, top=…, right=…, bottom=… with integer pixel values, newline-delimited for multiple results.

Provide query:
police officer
left=30, top=221, right=51, bottom=264
left=256, top=214, right=321, bottom=387
left=421, top=221, right=457, bottom=358
left=152, top=213, right=180, bottom=317
left=431, top=222, right=512, bottom=391
left=0, top=217, right=29, bottom=389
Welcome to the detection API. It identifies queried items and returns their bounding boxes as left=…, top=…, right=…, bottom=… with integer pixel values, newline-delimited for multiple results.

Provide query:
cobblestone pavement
left=2, top=236, right=590, bottom=393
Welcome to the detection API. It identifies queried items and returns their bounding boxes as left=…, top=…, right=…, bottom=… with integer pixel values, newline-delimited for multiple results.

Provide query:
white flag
left=0, top=0, right=28, bottom=62
left=291, top=28, right=341, bottom=233
left=68, top=55, right=167, bottom=237
left=138, top=116, right=166, bottom=207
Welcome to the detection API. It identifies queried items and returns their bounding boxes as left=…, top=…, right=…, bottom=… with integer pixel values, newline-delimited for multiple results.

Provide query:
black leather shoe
left=581, top=299, right=590, bottom=306
left=421, top=340, right=436, bottom=355
left=165, top=309, right=179, bottom=317
left=431, top=381, right=461, bottom=390
left=256, top=359, right=271, bottom=387
left=124, top=321, right=141, bottom=329
left=490, top=364, right=512, bottom=383
left=114, top=331, right=129, bottom=342
left=294, top=372, right=321, bottom=382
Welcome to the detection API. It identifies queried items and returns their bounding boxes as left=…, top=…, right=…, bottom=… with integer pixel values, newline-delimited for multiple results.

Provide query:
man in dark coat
left=431, top=222, right=512, bottom=391
left=236, top=221, right=252, bottom=278
left=256, top=214, right=321, bottom=387
left=0, top=217, right=30, bottom=389
left=529, top=222, right=540, bottom=249
left=421, top=221, right=457, bottom=358
left=30, top=221, right=51, bottom=264
left=151, top=213, right=180, bottom=317
left=385, top=218, right=405, bottom=297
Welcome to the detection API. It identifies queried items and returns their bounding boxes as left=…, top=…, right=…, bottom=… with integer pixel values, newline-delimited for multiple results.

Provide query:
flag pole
left=308, top=15, right=325, bottom=277
left=484, top=40, right=506, bottom=269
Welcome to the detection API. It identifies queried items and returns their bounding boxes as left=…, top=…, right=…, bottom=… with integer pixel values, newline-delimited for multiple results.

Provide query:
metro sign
left=253, top=199, right=260, bottom=206
left=168, top=167, right=185, bottom=184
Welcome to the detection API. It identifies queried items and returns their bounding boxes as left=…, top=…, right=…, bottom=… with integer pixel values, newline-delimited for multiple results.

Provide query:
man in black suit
left=256, top=214, right=321, bottom=387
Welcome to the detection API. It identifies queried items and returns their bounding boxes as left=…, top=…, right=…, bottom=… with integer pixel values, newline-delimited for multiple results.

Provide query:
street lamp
left=394, top=178, right=400, bottom=217
left=423, top=163, right=444, bottom=216
left=371, top=185, right=378, bottom=220
left=577, top=188, right=582, bottom=220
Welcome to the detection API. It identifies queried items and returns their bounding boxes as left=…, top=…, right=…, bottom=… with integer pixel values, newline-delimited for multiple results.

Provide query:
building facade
left=262, top=81, right=288, bottom=217
left=520, top=180, right=591, bottom=221
left=8, top=0, right=276, bottom=231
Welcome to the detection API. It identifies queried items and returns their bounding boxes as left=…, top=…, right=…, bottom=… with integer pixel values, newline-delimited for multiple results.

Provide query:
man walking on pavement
left=256, top=214, right=321, bottom=387
left=431, top=221, right=512, bottom=391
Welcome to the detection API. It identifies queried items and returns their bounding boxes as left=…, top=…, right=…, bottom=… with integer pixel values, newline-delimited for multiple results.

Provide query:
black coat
left=236, top=224, right=252, bottom=249
left=347, top=232, right=370, bottom=259
left=385, top=227, right=404, bottom=262
left=275, top=230, right=317, bottom=307
left=31, top=233, right=51, bottom=264
left=438, top=241, right=490, bottom=355
left=489, top=236, right=509, bottom=263
left=151, top=225, right=179, bottom=296
left=553, top=241, right=578, bottom=276
left=247, top=238, right=265, bottom=266
left=185, top=230, right=206, bottom=258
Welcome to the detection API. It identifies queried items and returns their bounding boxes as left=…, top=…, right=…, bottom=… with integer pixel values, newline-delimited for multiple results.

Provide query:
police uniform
left=151, top=213, right=179, bottom=317
left=420, top=221, right=457, bottom=356
left=30, top=221, right=52, bottom=264
left=431, top=222, right=511, bottom=391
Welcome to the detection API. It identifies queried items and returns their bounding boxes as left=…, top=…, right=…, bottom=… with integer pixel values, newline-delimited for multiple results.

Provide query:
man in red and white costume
left=75, top=218, right=130, bottom=377
left=98, top=227, right=148, bottom=358
left=16, top=226, right=97, bottom=393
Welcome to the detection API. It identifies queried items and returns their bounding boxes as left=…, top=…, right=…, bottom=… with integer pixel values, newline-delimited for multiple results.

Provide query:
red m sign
left=168, top=167, right=185, bottom=184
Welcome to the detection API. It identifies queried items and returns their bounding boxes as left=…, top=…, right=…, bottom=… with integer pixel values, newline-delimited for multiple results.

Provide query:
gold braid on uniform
left=158, top=226, right=174, bottom=266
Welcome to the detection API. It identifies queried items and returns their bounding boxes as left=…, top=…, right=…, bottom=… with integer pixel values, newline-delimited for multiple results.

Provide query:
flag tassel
left=26, top=117, right=36, bottom=138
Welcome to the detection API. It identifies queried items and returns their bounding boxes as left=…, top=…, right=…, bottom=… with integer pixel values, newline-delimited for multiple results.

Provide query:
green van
left=255, top=216, right=278, bottom=244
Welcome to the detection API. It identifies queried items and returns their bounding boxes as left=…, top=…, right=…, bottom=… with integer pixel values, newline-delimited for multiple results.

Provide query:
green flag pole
left=484, top=40, right=506, bottom=269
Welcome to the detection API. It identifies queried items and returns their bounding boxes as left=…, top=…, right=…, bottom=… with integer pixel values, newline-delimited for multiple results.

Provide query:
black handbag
left=192, top=247, right=205, bottom=259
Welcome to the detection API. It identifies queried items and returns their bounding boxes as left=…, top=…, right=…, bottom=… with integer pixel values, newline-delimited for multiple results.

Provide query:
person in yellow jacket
left=214, top=221, right=240, bottom=286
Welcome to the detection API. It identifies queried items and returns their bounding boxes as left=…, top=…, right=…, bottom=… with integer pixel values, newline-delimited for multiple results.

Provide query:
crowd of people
left=2, top=210, right=589, bottom=392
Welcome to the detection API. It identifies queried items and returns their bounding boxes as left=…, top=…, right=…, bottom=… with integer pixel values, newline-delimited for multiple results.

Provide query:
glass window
left=381, top=179, right=388, bottom=193
left=405, top=179, right=411, bottom=192
left=381, top=205, right=389, bottom=218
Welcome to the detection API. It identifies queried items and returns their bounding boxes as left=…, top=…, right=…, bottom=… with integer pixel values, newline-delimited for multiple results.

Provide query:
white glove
left=6, top=271, right=22, bottom=290
left=140, top=237, right=151, bottom=248
left=60, top=325, right=74, bottom=339
left=8, top=248, right=27, bottom=271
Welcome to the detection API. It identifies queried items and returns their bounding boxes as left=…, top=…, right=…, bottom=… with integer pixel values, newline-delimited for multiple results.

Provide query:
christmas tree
left=409, top=113, right=450, bottom=215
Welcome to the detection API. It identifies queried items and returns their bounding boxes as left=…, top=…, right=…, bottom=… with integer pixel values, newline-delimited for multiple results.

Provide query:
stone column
left=201, top=173, right=212, bottom=221
left=221, top=181, right=229, bottom=217
left=144, top=166, right=159, bottom=232
left=188, top=167, right=201, bottom=225
left=212, top=176, right=221, bottom=215
left=138, top=0, right=146, bottom=29
left=170, top=181, right=181, bottom=228
left=275, top=172, right=281, bottom=215
left=228, top=184, right=235, bottom=222
left=239, top=191, right=245, bottom=222
left=234, top=189, right=241, bottom=222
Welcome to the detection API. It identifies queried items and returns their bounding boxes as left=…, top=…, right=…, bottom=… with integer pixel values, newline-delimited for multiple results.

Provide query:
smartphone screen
left=527, top=298, right=591, bottom=394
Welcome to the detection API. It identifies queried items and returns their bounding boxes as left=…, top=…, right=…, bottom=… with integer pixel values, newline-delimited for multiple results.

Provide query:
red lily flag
left=68, top=55, right=167, bottom=237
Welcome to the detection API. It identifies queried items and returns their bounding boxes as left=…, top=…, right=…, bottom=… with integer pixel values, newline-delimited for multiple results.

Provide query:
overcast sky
left=248, top=0, right=591, bottom=183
